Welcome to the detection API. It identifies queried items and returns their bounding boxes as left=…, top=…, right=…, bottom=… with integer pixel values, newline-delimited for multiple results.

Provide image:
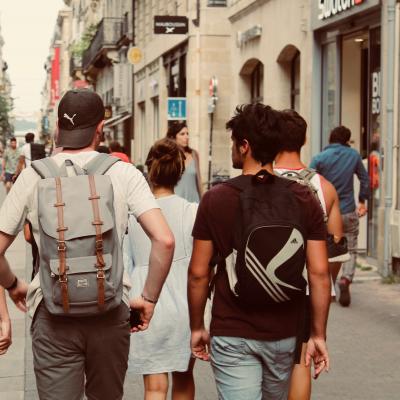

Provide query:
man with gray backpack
left=0, top=89, right=175, bottom=399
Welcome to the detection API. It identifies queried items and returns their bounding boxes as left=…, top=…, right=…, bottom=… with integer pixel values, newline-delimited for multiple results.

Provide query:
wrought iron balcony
left=83, top=18, right=123, bottom=72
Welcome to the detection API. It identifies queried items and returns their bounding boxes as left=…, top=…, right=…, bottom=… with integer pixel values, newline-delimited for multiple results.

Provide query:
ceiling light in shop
left=354, top=38, right=364, bottom=43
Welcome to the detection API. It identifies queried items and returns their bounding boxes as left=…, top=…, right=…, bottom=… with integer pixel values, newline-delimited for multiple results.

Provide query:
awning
left=104, top=113, right=131, bottom=128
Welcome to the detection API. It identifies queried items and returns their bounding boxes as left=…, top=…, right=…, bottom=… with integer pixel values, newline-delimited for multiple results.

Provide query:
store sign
left=167, top=98, right=187, bottom=120
left=371, top=71, right=381, bottom=115
left=313, top=0, right=379, bottom=30
left=318, top=0, right=365, bottom=20
left=154, top=16, right=188, bottom=34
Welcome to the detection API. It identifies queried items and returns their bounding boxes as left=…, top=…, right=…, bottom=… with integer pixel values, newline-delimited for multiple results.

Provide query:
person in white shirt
left=0, top=89, right=175, bottom=400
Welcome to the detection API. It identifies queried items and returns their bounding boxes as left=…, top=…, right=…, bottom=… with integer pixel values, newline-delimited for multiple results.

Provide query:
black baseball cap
left=56, top=89, right=105, bottom=149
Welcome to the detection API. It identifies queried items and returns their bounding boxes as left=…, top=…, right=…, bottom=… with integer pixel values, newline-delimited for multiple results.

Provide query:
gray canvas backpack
left=31, top=154, right=123, bottom=316
left=275, top=167, right=328, bottom=223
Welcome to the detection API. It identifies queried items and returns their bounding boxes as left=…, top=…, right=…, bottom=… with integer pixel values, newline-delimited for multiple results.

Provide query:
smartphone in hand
left=130, top=309, right=143, bottom=329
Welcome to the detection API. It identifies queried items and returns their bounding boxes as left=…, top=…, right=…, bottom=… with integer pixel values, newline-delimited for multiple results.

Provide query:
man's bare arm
left=188, top=239, right=213, bottom=330
left=0, top=232, right=17, bottom=288
left=188, top=239, right=213, bottom=361
left=137, top=208, right=175, bottom=301
left=0, top=286, right=11, bottom=354
left=320, top=176, right=343, bottom=239
left=307, top=239, right=331, bottom=338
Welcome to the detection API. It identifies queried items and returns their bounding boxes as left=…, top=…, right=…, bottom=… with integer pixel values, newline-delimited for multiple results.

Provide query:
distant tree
left=0, top=94, right=13, bottom=144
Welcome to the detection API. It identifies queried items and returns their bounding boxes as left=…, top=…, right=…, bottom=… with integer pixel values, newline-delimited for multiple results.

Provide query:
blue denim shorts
left=210, top=335, right=296, bottom=400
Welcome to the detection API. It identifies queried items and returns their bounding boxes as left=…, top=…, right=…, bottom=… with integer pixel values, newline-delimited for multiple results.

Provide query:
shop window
left=291, top=52, right=300, bottom=111
left=321, top=41, right=339, bottom=148
left=138, top=102, right=146, bottom=164
left=152, top=97, right=160, bottom=140
left=277, top=44, right=300, bottom=111
left=164, top=43, right=187, bottom=98
left=240, top=59, right=264, bottom=104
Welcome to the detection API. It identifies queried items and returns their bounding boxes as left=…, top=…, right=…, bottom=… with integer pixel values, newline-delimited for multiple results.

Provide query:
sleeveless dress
left=123, top=195, right=198, bottom=374
left=175, top=159, right=200, bottom=203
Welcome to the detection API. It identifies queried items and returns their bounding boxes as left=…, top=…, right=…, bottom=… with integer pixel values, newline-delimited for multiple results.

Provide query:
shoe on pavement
left=327, top=234, right=351, bottom=263
left=338, top=277, right=351, bottom=307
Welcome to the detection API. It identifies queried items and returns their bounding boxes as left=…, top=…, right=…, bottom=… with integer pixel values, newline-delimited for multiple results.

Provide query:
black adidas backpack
left=225, top=170, right=307, bottom=308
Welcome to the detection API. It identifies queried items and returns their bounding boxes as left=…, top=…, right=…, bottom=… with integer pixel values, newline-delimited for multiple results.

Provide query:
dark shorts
left=31, top=301, right=130, bottom=400
left=4, top=172, right=14, bottom=183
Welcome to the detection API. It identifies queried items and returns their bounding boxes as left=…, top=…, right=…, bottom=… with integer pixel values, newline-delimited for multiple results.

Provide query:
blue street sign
left=167, top=97, right=187, bottom=120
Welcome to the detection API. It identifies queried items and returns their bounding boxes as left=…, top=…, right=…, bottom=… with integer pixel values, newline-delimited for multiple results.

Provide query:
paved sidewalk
left=0, top=232, right=26, bottom=398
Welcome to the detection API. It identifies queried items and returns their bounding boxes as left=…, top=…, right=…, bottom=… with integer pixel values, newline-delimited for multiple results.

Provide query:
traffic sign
left=167, top=98, right=187, bottom=120
left=154, top=16, right=188, bottom=34
left=209, top=76, right=218, bottom=97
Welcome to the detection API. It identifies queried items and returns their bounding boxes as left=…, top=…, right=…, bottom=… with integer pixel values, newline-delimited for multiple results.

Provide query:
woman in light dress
left=166, top=121, right=202, bottom=203
left=124, top=138, right=198, bottom=400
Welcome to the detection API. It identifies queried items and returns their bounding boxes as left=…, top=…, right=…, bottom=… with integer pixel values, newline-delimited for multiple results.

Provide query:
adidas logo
left=291, top=238, right=298, bottom=244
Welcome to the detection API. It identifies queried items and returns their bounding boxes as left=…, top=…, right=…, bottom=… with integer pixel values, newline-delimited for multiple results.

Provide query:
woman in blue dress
left=167, top=121, right=202, bottom=203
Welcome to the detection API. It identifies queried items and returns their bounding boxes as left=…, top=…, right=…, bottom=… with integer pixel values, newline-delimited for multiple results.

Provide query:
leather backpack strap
left=88, top=175, right=106, bottom=309
left=54, top=177, right=69, bottom=313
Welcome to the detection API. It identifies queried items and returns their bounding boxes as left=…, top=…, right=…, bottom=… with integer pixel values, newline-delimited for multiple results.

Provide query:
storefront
left=311, top=0, right=382, bottom=258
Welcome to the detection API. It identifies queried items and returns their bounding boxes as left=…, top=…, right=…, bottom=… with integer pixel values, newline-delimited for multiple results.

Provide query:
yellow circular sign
left=127, top=47, right=143, bottom=65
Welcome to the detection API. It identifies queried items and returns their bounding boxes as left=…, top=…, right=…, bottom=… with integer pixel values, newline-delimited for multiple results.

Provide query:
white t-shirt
left=0, top=151, right=159, bottom=317
left=20, top=143, right=31, bottom=167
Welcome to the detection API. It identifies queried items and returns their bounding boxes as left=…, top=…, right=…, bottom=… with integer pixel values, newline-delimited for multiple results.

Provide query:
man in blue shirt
left=310, top=126, right=369, bottom=307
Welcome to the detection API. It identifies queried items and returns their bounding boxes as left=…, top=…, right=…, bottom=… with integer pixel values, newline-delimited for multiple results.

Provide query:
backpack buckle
left=57, top=241, right=66, bottom=252
left=96, top=269, right=105, bottom=279
left=59, top=275, right=68, bottom=284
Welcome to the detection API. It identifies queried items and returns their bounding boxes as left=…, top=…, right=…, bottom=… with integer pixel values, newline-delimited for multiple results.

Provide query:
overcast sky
left=0, top=0, right=65, bottom=120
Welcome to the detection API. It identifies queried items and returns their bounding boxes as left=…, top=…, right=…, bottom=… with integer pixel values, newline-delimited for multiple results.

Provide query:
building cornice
left=228, top=0, right=270, bottom=23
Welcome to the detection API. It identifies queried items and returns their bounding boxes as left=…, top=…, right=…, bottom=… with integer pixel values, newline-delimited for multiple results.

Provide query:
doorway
left=340, top=28, right=381, bottom=257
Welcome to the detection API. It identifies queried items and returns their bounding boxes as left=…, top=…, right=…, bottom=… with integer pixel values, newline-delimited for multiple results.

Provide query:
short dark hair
left=96, top=145, right=110, bottom=154
left=25, top=132, right=35, bottom=143
left=145, top=138, right=185, bottom=188
left=226, top=103, right=283, bottom=165
left=10, top=137, right=16, bottom=142
left=329, top=126, right=351, bottom=145
left=279, top=109, right=307, bottom=153
left=109, top=141, right=122, bottom=153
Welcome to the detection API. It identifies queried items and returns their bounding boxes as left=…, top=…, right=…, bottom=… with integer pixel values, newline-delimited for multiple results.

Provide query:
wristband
left=5, top=276, right=18, bottom=292
left=141, top=293, right=158, bottom=304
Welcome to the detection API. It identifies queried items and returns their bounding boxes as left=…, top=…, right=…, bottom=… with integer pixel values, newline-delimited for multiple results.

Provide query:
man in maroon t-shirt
left=188, top=104, right=331, bottom=399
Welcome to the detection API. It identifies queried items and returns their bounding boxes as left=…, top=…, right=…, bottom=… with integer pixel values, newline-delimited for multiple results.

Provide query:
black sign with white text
left=154, top=16, right=188, bottom=35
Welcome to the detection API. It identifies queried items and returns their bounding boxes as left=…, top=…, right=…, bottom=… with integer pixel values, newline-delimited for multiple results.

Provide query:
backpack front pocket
left=49, top=254, right=116, bottom=306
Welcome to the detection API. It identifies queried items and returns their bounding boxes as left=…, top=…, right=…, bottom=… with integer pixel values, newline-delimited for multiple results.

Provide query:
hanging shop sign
left=154, top=16, right=188, bottom=35
left=312, top=0, right=380, bottom=30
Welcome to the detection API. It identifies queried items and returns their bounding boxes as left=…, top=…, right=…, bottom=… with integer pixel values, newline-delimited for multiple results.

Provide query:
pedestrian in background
left=109, top=140, right=131, bottom=163
left=188, top=104, right=331, bottom=399
left=310, top=126, right=370, bottom=307
left=167, top=121, right=202, bottom=203
left=1, top=137, right=20, bottom=193
left=275, top=109, right=348, bottom=400
left=125, top=137, right=198, bottom=400
left=0, top=89, right=175, bottom=400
